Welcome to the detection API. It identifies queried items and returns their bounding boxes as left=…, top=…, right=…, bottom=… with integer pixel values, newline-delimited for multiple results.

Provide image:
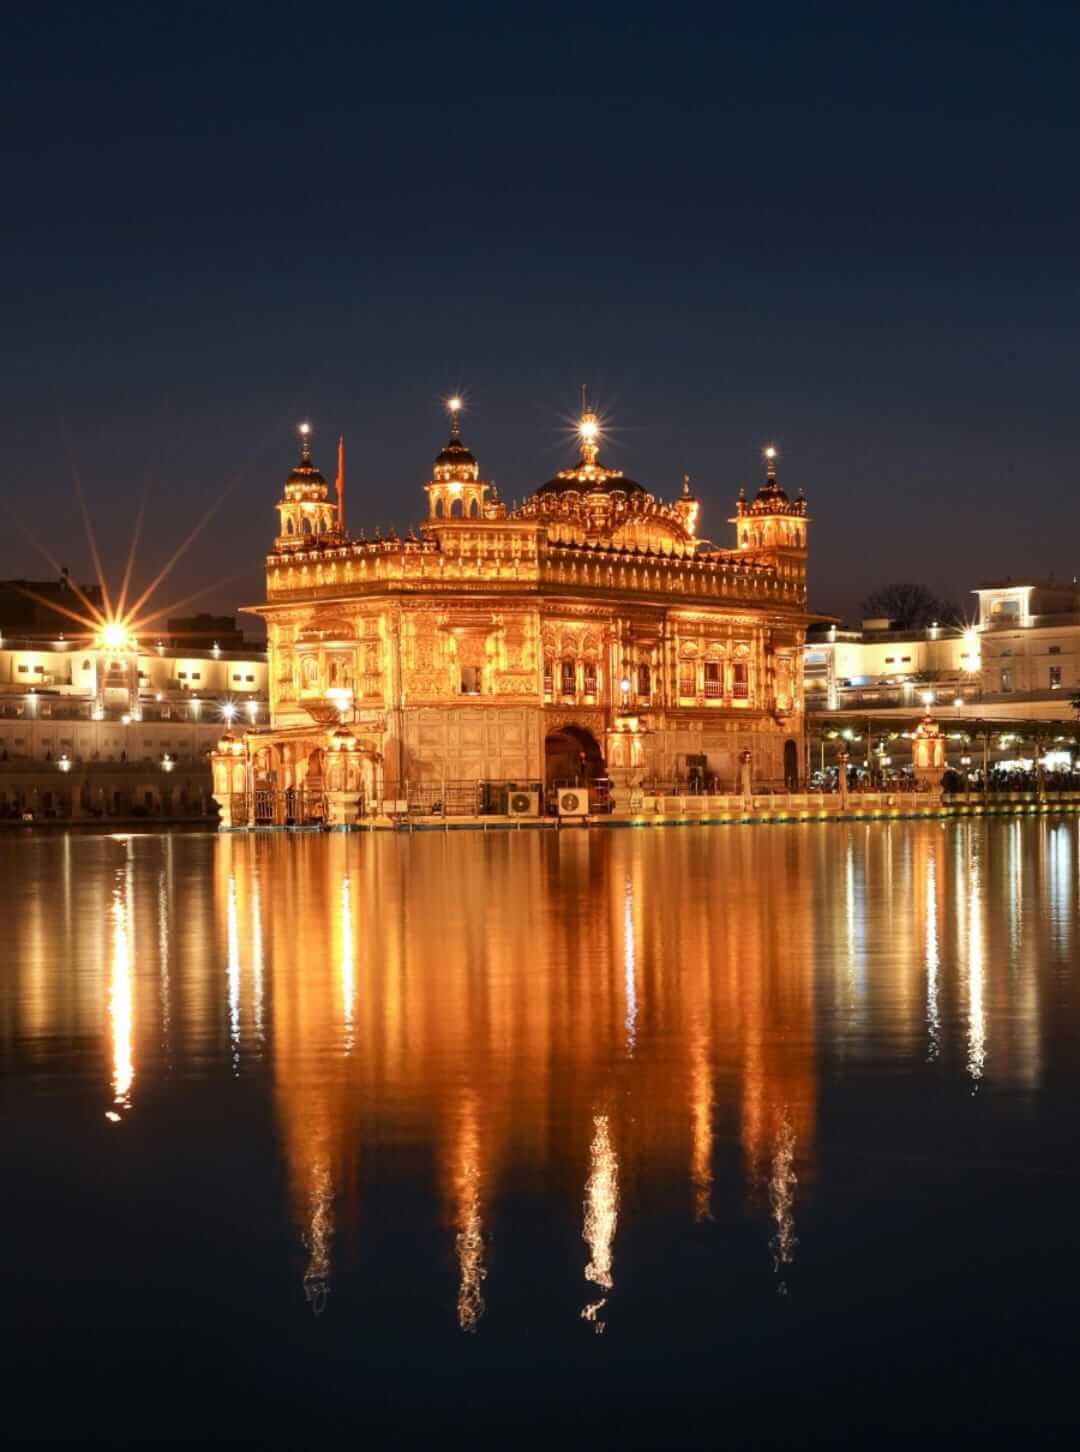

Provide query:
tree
left=859, top=583, right=962, bottom=629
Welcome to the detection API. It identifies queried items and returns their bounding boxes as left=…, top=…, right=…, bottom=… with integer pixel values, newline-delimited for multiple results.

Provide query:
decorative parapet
left=264, top=531, right=805, bottom=611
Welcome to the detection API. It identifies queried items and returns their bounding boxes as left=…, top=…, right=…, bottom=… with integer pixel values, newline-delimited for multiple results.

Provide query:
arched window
left=637, top=663, right=651, bottom=698
left=583, top=661, right=598, bottom=695
left=286, top=517, right=295, bottom=535
left=543, top=657, right=554, bottom=697
left=302, top=517, right=312, bottom=536
left=561, top=659, right=576, bottom=697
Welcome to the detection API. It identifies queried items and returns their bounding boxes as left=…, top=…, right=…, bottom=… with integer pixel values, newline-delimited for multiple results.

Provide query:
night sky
left=3, top=1, right=1078, bottom=634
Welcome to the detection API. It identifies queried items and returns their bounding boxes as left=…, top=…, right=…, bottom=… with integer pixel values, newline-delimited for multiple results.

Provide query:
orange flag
left=335, top=435, right=345, bottom=531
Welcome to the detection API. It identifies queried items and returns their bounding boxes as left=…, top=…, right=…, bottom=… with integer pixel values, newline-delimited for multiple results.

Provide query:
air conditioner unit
left=507, top=789, right=540, bottom=818
left=557, top=788, right=589, bottom=817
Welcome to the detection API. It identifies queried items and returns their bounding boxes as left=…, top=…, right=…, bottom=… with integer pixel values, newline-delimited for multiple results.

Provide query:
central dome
left=534, top=463, right=647, bottom=498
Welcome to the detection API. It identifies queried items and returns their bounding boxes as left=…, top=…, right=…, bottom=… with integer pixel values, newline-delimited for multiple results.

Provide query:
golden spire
left=299, top=421, right=312, bottom=465
left=447, top=396, right=463, bottom=443
left=764, top=445, right=777, bottom=484
left=578, top=386, right=600, bottom=468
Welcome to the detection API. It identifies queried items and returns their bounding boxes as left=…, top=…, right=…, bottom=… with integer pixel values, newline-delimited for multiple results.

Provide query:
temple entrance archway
left=545, top=724, right=604, bottom=788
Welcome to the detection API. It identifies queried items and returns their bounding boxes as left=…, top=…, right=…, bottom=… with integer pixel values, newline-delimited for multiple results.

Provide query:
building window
left=884, top=657, right=895, bottom=664
left=543, top=659, right=554, bottom=696
left=583, top=662, right=598, bottom=695
left=1049, top=646, right=1061, bottom=655
left=679, top=663, right=696, bottom=698
left=460, top=665, right=481, bottom=695
left=637, top=663, right=651, bottom=699
left=1000, top=668, right=1013, bottom=693
left=704, top=661, right=722, bottom=697
left=561, top=660, right=576, bottom=697
left=17, top=665, right=28, bottom=673
left=1050, top=666, right=1062, bottom=689
left=901, top=656, right=911, bottom=663
left=732, top=661, right=749, bottom=699
left=178, top=671, right=187, bottom=680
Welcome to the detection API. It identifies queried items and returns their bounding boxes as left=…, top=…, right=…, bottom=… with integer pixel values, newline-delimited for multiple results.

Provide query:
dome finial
left=446, top=395, right=463, bottom=443
left=764, top=445, right=777, bottom=483
left=578, top=385, right=600, bottom=468
left=681, top=472, right=692, bottom=498
left=299, top=421, right=312, bottom=465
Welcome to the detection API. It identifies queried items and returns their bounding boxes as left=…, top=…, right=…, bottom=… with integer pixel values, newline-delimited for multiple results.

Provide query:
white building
left=0, top=622, right=268, bottom=820
left=806, top=579, right=1080, bottom=723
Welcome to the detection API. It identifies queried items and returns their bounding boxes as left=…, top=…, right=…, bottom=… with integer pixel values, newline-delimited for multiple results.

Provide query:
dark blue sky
left=2, top=0, right=1078, bottom=631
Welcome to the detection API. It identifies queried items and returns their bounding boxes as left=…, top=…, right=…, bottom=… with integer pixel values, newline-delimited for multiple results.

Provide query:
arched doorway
left=545, top=724, right=605, bottom=788
left=784, top=739, right=799, bottom=790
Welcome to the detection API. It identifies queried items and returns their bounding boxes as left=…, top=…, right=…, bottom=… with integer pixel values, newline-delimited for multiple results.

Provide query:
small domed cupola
left=425, top=398, right=490, bottom=520
left=753, top=446, right=789, bottom=505
left=731, top=446, right=810, bottom=553
left=274, top=424, right=341, bottom=551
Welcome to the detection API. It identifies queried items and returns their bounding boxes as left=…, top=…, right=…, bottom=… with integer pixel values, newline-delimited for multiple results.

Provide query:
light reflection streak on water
left=454, top=1101, right=486, bottom=1333
left=768, top=1110, right=797, bottom=1293
left=107, top=862, right=134, bottom=1118
left=925, top=851, right=940, bottom=1060
left=251, top=876, right=264, bottom=1047
left=157, top=866, right=170, bottom=1048
left=303, top=1162, right=333, bottom=1317
left=340, top=874, right=354, bottom=1054
left=581, top=1114, right=618, bottom=1332
left=1007, top=820, right=1022, bottom=957
left=623, top=876, right=637, bottom=1055
left=226, top=875, right=240, bottom=1072
left=967, top=838, right=986, bottom=1086
left=1048, top=823, right=1072, bottom=958
left=844, top=839, right=866, bottom=1011
left=689, top=1019, right=713, bottom=1222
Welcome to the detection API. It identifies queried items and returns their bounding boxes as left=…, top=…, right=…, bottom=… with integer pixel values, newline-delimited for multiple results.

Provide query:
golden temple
left=213, top=402, right=812, bottom=824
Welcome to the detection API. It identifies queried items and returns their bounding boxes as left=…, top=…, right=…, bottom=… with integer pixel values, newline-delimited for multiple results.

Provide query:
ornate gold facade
left=227, top=404, right=813, bottom=815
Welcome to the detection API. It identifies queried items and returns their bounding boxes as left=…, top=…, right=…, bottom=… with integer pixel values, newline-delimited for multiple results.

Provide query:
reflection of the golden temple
left=581, top=1114, right=618, bottom=1331
left=5, top=819, right=1070, bottom=1322
left=768, top=1109, right=797, bottom=1292
left=446, top=1091, right=487, bottom=1333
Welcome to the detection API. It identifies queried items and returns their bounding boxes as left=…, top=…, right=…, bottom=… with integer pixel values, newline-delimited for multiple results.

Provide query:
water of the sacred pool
left=2, top=821, right=1078, bottom=1445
